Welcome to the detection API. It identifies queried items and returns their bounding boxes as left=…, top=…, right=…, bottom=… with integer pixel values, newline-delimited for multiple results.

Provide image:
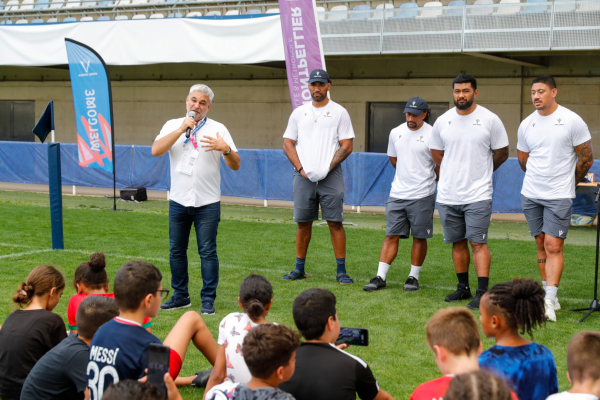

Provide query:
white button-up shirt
left=155, top=117, right=238, bottom=208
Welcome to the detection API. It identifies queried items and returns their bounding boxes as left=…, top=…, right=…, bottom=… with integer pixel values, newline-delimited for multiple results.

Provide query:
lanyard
left=183, top=117, right=207, bottom=149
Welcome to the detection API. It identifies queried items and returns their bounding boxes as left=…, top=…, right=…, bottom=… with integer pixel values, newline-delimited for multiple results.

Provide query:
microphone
left=185, top=111, right=195, bottom=138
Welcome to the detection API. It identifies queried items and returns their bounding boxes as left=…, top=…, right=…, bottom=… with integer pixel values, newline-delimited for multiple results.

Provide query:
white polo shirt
left=155, top=117, right=238, bottom=208
left=430, top=105, right=509, bottom=205
left=518, top=105, right=591, bottom=199
left=387, top=122, right=436, bottom=200
left=283, top=100, right=355, bottom=182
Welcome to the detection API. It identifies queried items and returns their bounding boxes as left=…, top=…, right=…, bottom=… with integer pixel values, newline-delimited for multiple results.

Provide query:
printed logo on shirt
left=532, top=123, right=536, bottom=127
left=324, top=111, right=332, bottom=118
left=556, top=118, right=564, bottom=125
left=416, top=135, right=425, bottom=142
left=448, top=121, right=452, bottom=125
left=473, top=119, right=482, bottom=126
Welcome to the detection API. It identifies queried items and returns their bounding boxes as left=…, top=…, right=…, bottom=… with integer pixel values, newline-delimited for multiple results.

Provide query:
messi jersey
left=479, top=343, right=558, bottom=400
left=87, top=318, right=162, bottom=400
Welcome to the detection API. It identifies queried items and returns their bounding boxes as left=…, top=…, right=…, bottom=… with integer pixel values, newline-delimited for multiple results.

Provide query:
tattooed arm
left=517, top=150, right=529, bottom=172
left=575, top=139, right=594, bottom=184
left=492, top=146, right=509, bottom=171
left=329, top=139, right=353, bottom=172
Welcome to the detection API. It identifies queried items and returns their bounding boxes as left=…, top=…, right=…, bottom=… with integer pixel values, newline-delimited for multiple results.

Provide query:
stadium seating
left=349, top=4, right=371, bottom=20
left=316, top=6, right=325, bottom=20
left=167, top=12, right=182, bottom=17
left=205, top=10, right=221, bottom=16
left=63, top=16, right=76, bottom=20
left=521, top=0, right=547, bottom=14
left=577, top=0, right=600, bottom=11
left=98, top=0, right=112, bottom=5
left=416, top=2, right=443, bottom=19
left=4, top=0, right=19, bottom=11
left=494, top=0, right=521, bottom=15
left=393, top=2, right=418, bottom=19
left=80, top=15, right=93, bottom=20
left=47, top=17, right=58, bottom=21
left=371, top=3, right=394, bottom=20
left=0, top=19, right=13, bottom=24
left=31, top=17, right=44, bottom=22
left=131, top=0, right=147, bottom=4
left=266, top=7, right=279, bottom=13
left=554, top=1, right=576, bottom=12
left=0, top=1, right=4, bottom=11
left=186, top=11, right=201, bottom=17
left=149, top=12, right=164, bottom=18
left=469, top=0, right=493, bottom=15
left=132, top=13, right=146, bottom=18
left=97, top=15, right=110, bottom=20
left=328, top=5, right=348, bottom=20
left=445, top=0, right=465, bottom=16
left=16, top=18, right=28, bottom=23
left=115, top=0, right=130, bottom=5
left=63, top=0, right=82, bottom=9
left=20, top=1, right=35, bottom=11
left=245, top=9, right=261, bottom=15
left=34, top=0, right=49, bottom=8
left=225, top=9, right=239, bottom=15
left=115, top=14, right=128, bottom=19
left=80, top=0, right=96, bottom=6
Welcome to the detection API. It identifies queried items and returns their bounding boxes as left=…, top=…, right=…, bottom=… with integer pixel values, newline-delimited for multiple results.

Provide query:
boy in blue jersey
left=87, top=260, right=218, bottom=400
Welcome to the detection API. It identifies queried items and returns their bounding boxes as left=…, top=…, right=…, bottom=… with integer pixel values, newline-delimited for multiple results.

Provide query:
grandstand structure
left=0, top=0, right=599, bottom=157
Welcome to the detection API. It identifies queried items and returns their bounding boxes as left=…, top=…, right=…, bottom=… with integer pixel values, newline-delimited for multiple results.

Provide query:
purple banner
left=278, top=0, right=325, bottom=109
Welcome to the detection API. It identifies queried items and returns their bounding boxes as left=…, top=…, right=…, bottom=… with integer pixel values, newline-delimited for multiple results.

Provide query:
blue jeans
left=169, top=200, right=220, bottom=302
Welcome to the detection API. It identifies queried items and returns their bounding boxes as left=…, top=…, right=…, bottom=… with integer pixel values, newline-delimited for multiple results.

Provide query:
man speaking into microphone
left=152, top=84, right=240, bottom=315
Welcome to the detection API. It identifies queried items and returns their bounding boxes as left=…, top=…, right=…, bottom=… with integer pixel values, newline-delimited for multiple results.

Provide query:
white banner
left=0, top=16, right=285, bottom=66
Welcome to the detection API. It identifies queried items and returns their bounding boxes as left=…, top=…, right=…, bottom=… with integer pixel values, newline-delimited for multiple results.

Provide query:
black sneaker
left=403, top=276, right=420, bottom=291
left=444, top=283, right=473, bottom=302
left=467, top=289, right=486, bottom=310
left=160, top=295, right=191, bottom=310
left=191, top=368, right=213, bottom=388
left=201, top=300, right=215, bottom=315
left=363, top=276, right=386, bottom=291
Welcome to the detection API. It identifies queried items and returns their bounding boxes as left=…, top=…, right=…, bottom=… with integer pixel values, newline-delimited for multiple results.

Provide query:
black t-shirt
left=279, top=342, right=380, bottom=400
left=21, top=334, right=89, bottom=400
left=0, top=309, right=68, bottom=400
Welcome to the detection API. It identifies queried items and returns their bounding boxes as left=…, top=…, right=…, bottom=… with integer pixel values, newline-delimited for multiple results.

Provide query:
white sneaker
left=545, top=299, right=557, bottom=322
left=554, top=298, right=561, bottom=311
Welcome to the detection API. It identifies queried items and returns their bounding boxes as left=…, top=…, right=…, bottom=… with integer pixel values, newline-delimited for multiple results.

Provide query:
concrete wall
left=1, top=52, right=600, bottom=156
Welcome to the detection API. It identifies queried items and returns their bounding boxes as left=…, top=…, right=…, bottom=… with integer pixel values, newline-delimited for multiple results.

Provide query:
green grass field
left=0, top=190, right=598, bottom=399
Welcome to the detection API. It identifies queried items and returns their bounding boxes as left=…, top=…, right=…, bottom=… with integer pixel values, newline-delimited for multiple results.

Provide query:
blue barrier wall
left=1, top=141, right=598, bottom=215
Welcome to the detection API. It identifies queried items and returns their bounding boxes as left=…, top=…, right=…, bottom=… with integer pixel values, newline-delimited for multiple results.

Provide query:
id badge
left=176, top=148, right=199, bottom=176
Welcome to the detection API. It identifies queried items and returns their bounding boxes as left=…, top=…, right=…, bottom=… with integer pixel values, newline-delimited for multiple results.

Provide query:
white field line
left=0, top=244, right=592, bottom=303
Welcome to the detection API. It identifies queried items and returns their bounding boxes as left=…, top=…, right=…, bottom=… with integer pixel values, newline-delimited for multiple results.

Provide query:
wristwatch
left=224, top=146, right=232, bottom=156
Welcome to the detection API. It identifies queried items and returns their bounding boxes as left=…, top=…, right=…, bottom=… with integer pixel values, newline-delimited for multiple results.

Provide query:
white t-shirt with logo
left=155, top=117, right=238, bottom=208
left=387, top=122, right=436, bottom=200
left=283, top=100, right=355, bottom=182
left=217, top=312, right=258, bottom=385
left=517, top=105, right=591, bottom=199
left=430, top=105, right=509, bottom=205
left=546, top=392, right=599, bottom=400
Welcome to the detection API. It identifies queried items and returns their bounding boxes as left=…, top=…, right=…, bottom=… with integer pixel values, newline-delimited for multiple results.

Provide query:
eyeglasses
left=157, top=289, right=170, bottom=301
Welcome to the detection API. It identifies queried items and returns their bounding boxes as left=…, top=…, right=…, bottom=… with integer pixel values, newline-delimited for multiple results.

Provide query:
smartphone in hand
left=148, top=343, right=171, bottom=394
left=335, top=327, right=369, bottom=346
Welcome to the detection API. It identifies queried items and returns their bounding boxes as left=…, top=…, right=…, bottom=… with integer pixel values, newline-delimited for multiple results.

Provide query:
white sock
left=542, top=280, right=547, bottom=290
left=409, top=265, right=422, bottom=280
left=545, top=286, right=558, bottom=304
left=377, top=262, right=390, bottom=281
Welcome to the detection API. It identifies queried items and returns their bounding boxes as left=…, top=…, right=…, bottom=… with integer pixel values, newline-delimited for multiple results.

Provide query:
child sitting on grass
left=21, top=296, right=119, bottom=400
left=67, top=252, right=152, bottom=334
left=444, top=370, right=513, bottom=400
left=205, top=323, right=300, bottom=400
left=87, top=260, right=218, bottom=400
left=547, top=331, right=600, bottom=400
left=410, top=307, right=483, bottom=400
left=0, top=265, right=67, bottom=400
left=205, top=274, right=274, bottom=392
left=478, top=278, right=558, bottom=400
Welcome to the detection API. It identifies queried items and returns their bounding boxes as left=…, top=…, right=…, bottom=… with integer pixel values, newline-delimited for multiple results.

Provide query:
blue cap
left=309, top=69, right=330, bottom=84
left=404, top=97, right=428, bottom=116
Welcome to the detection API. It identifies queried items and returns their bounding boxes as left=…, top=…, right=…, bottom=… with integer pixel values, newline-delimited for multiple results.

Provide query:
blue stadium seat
left=31, top=18, right=44, bottom=22
left=166, top=0, right=177, bottom=3
left=245, top=9, right=261, bottom=14
left=393, top=2, right=418, bottom=18
left=349, top=4, right=371, bottom=20
left=34, top=0, right=49, bottom=9
left=521, top=0, right=547, bottom=13
left=0, top=19, right=13, bottom=24
left=98, top=0, right=112, bottom=5
left=167, top=12, right=182, bottom=17
left=445, top=0, right=464, bottom=16
left=97, top=15, right=110, bottom=20
left=63, top=16, right=77, bottom=21
left=0, top=1, right=4, bottom=11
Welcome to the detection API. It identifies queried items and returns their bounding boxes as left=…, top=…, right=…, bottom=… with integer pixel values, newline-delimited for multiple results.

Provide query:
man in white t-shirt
left=517, top=75, right=594, bottom=322
left=152, top=84, right=241, bottom=315
left=363, top=97, right=438, bottom=293
left=282, top=69, right=355, bottom=284
left=430, top=74, right=509, bottom=310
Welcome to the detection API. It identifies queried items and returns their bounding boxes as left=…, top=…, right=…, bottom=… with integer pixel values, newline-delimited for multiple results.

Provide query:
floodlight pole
left=568, top=183, right=600, bottom=323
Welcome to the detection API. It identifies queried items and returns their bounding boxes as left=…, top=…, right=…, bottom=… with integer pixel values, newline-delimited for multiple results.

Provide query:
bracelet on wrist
left=298, top=167, right=304, bottom=173
left=223, top=146, right=232, bottom=156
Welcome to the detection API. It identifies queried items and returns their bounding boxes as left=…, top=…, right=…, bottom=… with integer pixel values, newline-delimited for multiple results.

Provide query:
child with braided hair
left=204, top=274, right=275, bottom=394
left=478, top=278, right=558, bottom=400
left=0, top=265, right=67, bottom=400
left=444, top=370, right=513, bottom=400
